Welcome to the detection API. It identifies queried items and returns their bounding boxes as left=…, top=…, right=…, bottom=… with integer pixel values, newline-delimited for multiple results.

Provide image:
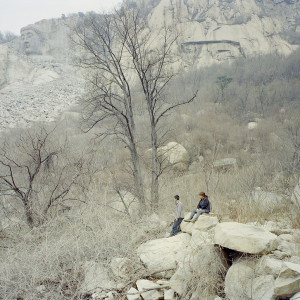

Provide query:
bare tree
left=74, top=7, right=197, bottom=212
left=0, top=127, right=83, bottom=228
left=73, top=12, right=146, bottom=211
left=115, top=8, right=197, bottom=211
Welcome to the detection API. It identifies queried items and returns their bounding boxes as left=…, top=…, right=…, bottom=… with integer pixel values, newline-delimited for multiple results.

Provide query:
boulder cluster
left=79, top=213, right=300, bottom=299
left=84, top=214, right=300, bottom=300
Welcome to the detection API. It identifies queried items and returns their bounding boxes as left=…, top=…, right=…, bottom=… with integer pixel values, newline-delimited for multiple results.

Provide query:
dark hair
left=199, top=192, right=206, bottom=197
left=174, top=195, right=180, bottom=200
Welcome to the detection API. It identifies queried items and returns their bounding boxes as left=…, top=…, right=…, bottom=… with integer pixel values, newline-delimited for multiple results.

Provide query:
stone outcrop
left=137, top=0, right=300, bottom=67
left=136, top=280, right=164, bottom=300
left=274, top=262, right=300, bottom=297
left=137, top=233, right=191, bottom=277
left=214, top=222, right=278, bottom=254
left=158, top=142, right=189, bottom=165
left=180, top=214, right=219, bottom=235
left=132, top=217, right=300, bottom=300
left=225, top=259, right=276, bottom=300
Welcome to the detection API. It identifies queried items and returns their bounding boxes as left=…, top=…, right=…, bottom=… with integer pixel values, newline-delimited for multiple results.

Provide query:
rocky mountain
left=0, top=16, right=84, bottom=130
left=139, top=0, right=300, bottom=66
left=0, top=0, right=299, bottom=129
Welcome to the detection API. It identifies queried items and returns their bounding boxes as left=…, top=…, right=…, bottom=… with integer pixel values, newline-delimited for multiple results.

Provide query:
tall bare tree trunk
left=150, top=122, right=159, bottom=212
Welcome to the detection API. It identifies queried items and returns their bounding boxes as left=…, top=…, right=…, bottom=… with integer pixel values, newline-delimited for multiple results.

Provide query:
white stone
left=158, top=142, right=189, bottom=165
left=137, top=233, right=191, bottom=277
left=164, top=289, right=176, bottom=300
left=291, top=292, right=300, bottom=300
left=248, top=121, right=258, bottom=130
left=170, top=245, right=226, bottom=296
left=127, top=287, right=141, bottom=300
left=81, top=261, right=116, bottom=294
left=277, top=239, right=300, bottom=257
left=214, top=222, right=278, bottom=254
left=181, top=214, right=219, bottom=234
left=225, top=259, right=276, bottom=300
left=190, top=229, right=214, bottom=248
left=275, top=262, right=300, bottom=297
left=110, top=257, right=132, bottom=279
left=136, top=279, right=164, bottom=300
left=257, top=256, right=284, bottom=276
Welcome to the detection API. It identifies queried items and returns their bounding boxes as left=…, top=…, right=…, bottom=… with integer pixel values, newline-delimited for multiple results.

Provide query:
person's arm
left=174, top=202, right=182, bottom=220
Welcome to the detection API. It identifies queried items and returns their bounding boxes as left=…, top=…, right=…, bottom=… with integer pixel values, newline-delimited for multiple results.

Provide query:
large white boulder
left=190, top=229, right=214, bottom=248
left=137, top=233, right=191, bottom=277
left=274, top=262, right=300, bottom=297
left=214, top=222, right=278, bottom=254
left=158, top=142, right=189, bottom=165
left=225, top=259, right=276, bottom=300
left=256, top=256, right=284, bottom=276
left=170, top=245, right=227, bottom=297
left=180, top=214, right=219, bottom=234
left=136, top=280, right=164, bottom=300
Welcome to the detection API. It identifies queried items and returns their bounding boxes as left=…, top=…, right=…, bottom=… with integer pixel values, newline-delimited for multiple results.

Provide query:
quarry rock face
left=0, top=16, right=83, bottom=130
left=0, top=1, right=299, bottom=129
left=139, top=0, right=299, bottom=67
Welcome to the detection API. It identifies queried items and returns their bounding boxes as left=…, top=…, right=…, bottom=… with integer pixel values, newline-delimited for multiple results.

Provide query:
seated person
left=184, top=192, right=210, bottom=223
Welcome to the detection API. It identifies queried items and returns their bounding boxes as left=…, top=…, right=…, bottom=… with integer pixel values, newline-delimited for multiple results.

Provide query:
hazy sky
left=0, top=0, right=122, bottom=34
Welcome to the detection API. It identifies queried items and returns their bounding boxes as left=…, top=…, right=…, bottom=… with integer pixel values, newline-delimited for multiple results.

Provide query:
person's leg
left=170, top=220, right=178, bottom=236
left=189, top=209, right=197, bottom=220
left=193, top=209, right=206, bottom=221
left=176, top=218, right=183, bottom=233
left=170, top=218, right=183, bottom=236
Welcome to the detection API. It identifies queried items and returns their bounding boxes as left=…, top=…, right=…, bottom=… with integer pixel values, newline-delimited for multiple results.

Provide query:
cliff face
left=0, top=1, right=299, bottom=129
left=134, top=0, right=300, bottom=66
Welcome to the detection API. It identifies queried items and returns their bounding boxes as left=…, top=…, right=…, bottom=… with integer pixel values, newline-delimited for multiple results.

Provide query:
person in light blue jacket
left=170, top=195, right=185, bottom=237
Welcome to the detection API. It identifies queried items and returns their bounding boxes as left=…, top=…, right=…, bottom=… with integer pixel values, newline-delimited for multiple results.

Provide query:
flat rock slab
left=137, top=233, right=191, bottom=276
left=214, top=222, right=278, bottom=254
left=136, top=279, right=164, bottom=300
left=181, top=214, right=219, bottom=234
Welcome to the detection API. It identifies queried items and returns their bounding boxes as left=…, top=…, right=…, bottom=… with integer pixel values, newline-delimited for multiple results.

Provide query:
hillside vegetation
left=0, top=46, right=299, bottom=298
